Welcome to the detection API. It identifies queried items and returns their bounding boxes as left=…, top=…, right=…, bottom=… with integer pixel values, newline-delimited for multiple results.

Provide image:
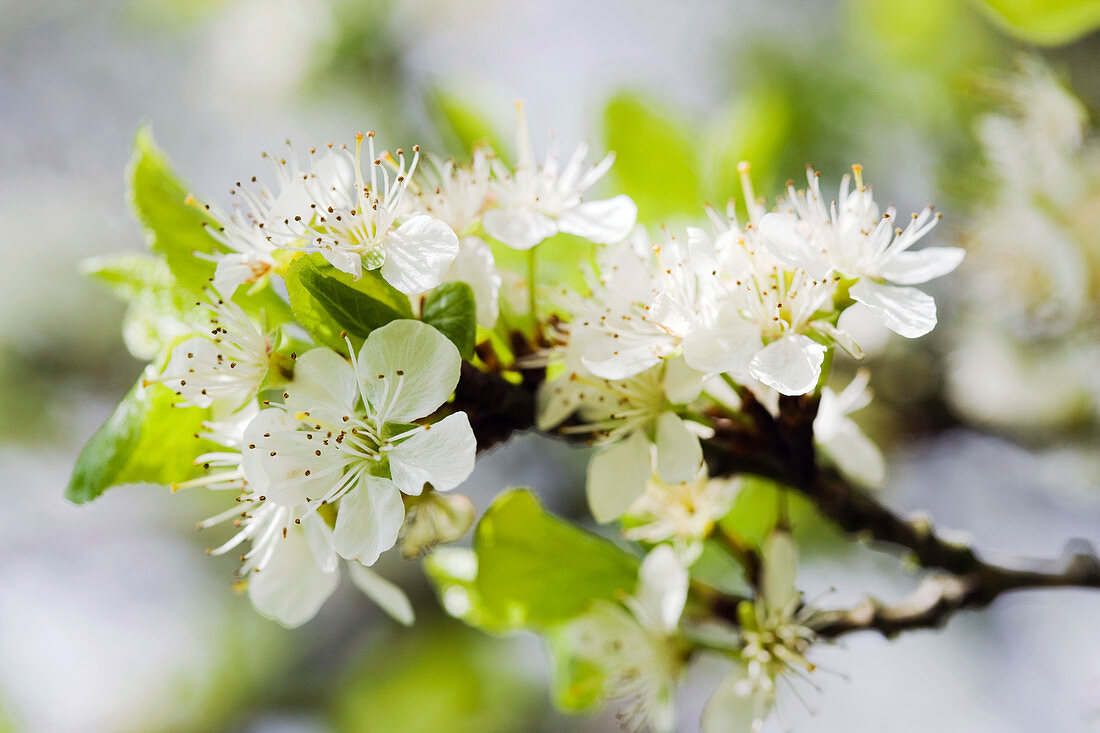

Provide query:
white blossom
left=483, top=104, right=637, bottom=249
left=558, top=546, right=688, bottom=732
left=814, top=370, right=885, bottom=488
left=150, top=294, right=272, bottom=413
left=623, top=468, right=740, bottom=563
left=243, top=320, right=476, bottom=568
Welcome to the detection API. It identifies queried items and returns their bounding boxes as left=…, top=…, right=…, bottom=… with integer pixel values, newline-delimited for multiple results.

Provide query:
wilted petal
left=347, top=561, right=415, bottom=625
left=879, top=246, right=965, bottom=285
left=850, top=279, right=936, bottom=338
left=558, top=195, right=638, bottom=244
left=381, top=215, right=460, bottom=293
left=358, top=320, right=461, bottom=423
left=482, top=207, right=558, bottom=250
left=586, top=431, right=652, bottom=523
left=332, top=475, right=405, bottom=564
left=749, top=334, right=826, bottom=396
left=387, top=412, right=476, bottom=495
left=248, top=528, right=339, bottom=628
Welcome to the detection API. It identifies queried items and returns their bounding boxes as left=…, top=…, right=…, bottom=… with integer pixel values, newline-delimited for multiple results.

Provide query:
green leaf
left=128, top=125, right=221, bottom=292
left=431, top=89, right=510, bottom=159
left=67, top=380, right=215, bottom=504
left=427, top=489, right=639, bottom=632
left=422, top=282, right=477, bottom=360
left=285, top=253, right=414, bottom=349
left=974, top=0, right=1100, bottom=45
left=546, top=626, right=608, bottom=712
left=602, top=92, right=702, bottom=223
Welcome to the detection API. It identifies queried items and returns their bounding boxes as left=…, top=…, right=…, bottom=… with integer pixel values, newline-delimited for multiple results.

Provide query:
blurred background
left=4, top=0, right=1100, bottom=730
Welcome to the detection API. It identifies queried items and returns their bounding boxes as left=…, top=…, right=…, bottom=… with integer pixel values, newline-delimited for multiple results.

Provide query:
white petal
left=284, top=347, right=358, bottom=425
left=821, top=420, right=886, bottom=489
left=662, top=356, right=705, bottom=404
left=636, top=545, right=688, bottom=634
left=213, top=253, right=259, bottom=295
left=381, top=215, right=460, bottom=294
left=347, top=561, right=415, bottom=626
left=655, top=412, right=702, bottom=484
left=879, top=246, right=965, bottom=285
left=682, top=310, right=762, bottom=376
left=749, top=334, right=826, bottom=396
left=557, top=195, right=638, bottom=244
left=243, top=409, right=343, bottom=506
left=757, top=212, right=831, bottom=278
left=358, top=320, right=461, bottom=423
left=248, top=528, right=339, bottom=628
left=387, top=412, right=476, bottom=495
left=702, top=672, right=757, bottom=733
left=482, top=207, right=558, bottom=250
left=850, top=279, right=937, bottom=338
left=445, top=236, right=501, bottom=327
left=301, top=511, right=338, bottom=572
left=762, top=531, right=798, bottom=610
left=332, top=475, right=405, bottom=564
left=319, top=246, right=362, bottom=279
left=586, top=431, right=652, bottom=523
left=580, top=331, right=666, bottom=380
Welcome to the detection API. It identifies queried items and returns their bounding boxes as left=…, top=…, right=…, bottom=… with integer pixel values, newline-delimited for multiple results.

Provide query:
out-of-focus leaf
left=707, top=88, right=792, bottom=205
left=332, top=622, right=541, bottom=733
left=974, top=0, right=1100, bottom=45
left=603, top=92, right=702, bottom=222
left=66, top=380, right=214, bottom=504
left=422, top=282, right=477, bottom=360
left=431, top=89, right=510, bottom=159
left=426, top=489, right=639, bottom=632
left=546, top=625, right=607, bottom=712
left=285, top=253, right=413, bottom=350
left=128, top=125, right=221, bottom=292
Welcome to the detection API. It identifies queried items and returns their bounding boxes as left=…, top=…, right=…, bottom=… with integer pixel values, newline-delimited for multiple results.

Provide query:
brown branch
left=453, top=349, right=1100, bottom=639
left=810, top=547, right=1100, bottom=639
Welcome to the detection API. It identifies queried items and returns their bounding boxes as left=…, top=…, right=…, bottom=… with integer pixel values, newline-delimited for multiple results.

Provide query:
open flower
left=267, top=134, right=460, bottom=293
left=243, top=320, right=476, bottom=567
left=759, top=167, right=962, bottom=339
left=483, top=104, right=637, bottom=249
left=703, top=531, right=817, bottom=733
left=151, top=294, right=272, bottom=413
left=556, top=546, right=688, bottom=733
left=815, top=370, right=886, bottom=488
left=538, top=356, right=706, bottom=523
left=623, top=468, right=740, bottom=563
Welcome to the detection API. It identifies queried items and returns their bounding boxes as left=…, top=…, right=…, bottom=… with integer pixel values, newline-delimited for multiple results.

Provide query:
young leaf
left=427, top=489, right=639, bottom=632
left=422, top=282, right=477, bottom=360
left=285, top=253, right=414, bottom=349
left=128, top=125, right=222, bottom=292
left=66, top=380, right=215, bottom=504
left=430, top=88, right=510, bottom=161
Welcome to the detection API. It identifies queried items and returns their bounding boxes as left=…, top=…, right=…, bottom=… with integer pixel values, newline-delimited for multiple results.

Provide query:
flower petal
left=762, top=530, right=798, bottom=610
left=248, top=528, right=339, bottom=628
left=702, top=671, right=758, bottom=733
left=557, top=195, right=638, bottom=244
left=636, top=545, right=688, bottom=634
left=655, top=411, right=702, bottom=484
left=332, top=475, right=405, bottom=564
left=347, top=561, right=415, bottom=626
left=301, top=511, right=338, bottom=572
left=879, top=246, right=965, bottom=285
left=821, top=420, right=886, bottom=489
left=381, top=215, right=460, bottom=294
left=682, top=308, right=762, bottom=376
left=757, top=212, right=831, bottom=278
left=580, top=331, right=666, bottom=380
left=387, top=412, right=477, bottom=495
left=358, top=320, right=461, bottom=423
left=850, top=279, right=936, bottom=338
left=445, top=236, right=502, bottom=327
left=749, top=334, right=826, bottom=396
left=284, top=347, right=358, bottom=426
left=482, top=207, right=558, bottom=250
left=586, top=431, right=652, bottom=523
